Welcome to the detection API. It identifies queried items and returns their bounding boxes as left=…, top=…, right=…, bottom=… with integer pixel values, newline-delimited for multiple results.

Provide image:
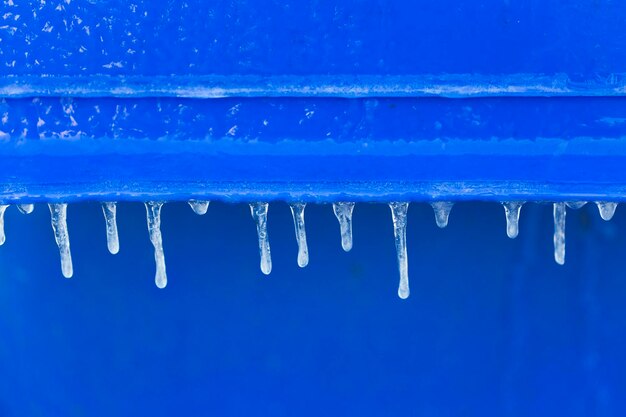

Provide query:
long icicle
left=503, top=201, right=524, bottom=239
left=290, top=203, right=309, bottom=267
left=332, top=202, right=355, bottom=252
left=250, top=202, right=272, bottom=275
left=17, top=204, right=34, bottom=214
left=102, top=202, right=119, bottom=255
left=0, top=205, right=8, bottom=245
left=430, top=201, right=454, bottom=228
left=188, top=200, right=209, bottom=215
left=553, top=202, right=566, bottom=265
left=595, top=202, right=618, bottom=221
left=389, top=202, right=410, bottom=299
left=48, top=203, right=73, bottom=278
left=145, top=202, right=167, bottom=288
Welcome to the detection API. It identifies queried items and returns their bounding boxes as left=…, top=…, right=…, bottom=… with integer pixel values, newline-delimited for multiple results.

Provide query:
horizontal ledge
left=2, top=73, right=626, bottom=98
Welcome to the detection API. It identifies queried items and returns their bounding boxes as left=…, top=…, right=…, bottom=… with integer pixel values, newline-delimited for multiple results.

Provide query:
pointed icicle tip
left=502, top=201, right=524, bottom=239
left=566, top=201, right=587, bottom=210
left=332, top=202, right=355, bottom=252
left=290, top=203, right=309, bottom=268
left=48, top=203, right=73, bottom=278
left=0, top=205, right=8, bottom=246
left=17, top=204, right=34, bottom=214
left=430, top=201, right=454, bottom=228
left=145, top=202, right=167, bottom=288
left=250, top=202, right=272, bottom=275
left=595, top=202, right=618, bottom=221
left=102, top=202, right=119, bottom=255
left=553, top=202, right=566, bottom=266
left=389, top=202, right=410, bottom=299
left=188, top=200, right=209, bottom=215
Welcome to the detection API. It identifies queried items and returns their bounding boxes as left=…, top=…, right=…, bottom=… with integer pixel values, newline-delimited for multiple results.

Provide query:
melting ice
left=553, top=202, right=566, bottom=265
left=596, top=202, right=618, bottom=221
left=431, top=201, right=453, bottom=228
left=502, top=201, right=524, bottom=239
left=0, top=204, right=8, bottom=246
left=332, top=202, right=354, bottom=252
left=289, top=203, right=309, bottom=268
left=389, top=202, right=410, bottom=299
left=145, top=201, right=167, bottom=288
left=49, top=203, right=73, bottom=278
left=102, top=202, right=119, bottom=254
left=188, top=200, right=209, bottom=215
left=250, top=202, right=272, bottom=275
left=17, top=204, right=34, bottom=214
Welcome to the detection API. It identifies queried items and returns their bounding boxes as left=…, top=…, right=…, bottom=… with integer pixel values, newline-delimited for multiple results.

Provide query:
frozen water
left=145, top=201, right=167, bottom=288
left=102, top=202, right=119, bottom=254
left=566, top=201, right=587, bottom=210
left=595, top=202, right=618, bottom=221
left=289, top=203, right=309, bottom=268
left=17, top=204, right=34, bottom=214
left=502, top=201, right=524, bottom=239
left=250, top=202, right=272, bottom=275
left=553, top=202, right=566, bottom=265
left=332, top=202, right=355, bottom=252
left=389, top=202, right=410, bottom=299
left=49, top=203, right=73, bottom=278
left=188, top=200, right=209, bottom=215
left=0, top=205, right=8, bottom=245
left=430, top=201, right=454, bottom=228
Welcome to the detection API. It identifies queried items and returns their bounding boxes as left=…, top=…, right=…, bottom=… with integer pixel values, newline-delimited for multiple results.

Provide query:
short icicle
left=595, top=202, right=618, bottom=221
left=553, top=202, right=566, bottom=265
left=430, top=201, right=454, bottom=228
left=389, top=202, right=410, bottom=299
left=290, top=203, right=309, bottom=267
left=145, top=202, right=167, bottom=288
left=250, top=202, right=272, bottom=275
left=48, top=203, right=73, bottom=278
left=17, top=204, right=34, bottom=214
left=101, top=202, right=119, bottom=254
left=503, top=201, right=524, bottom=239
left=566, top=201, right=587, bottom=210
left=188, top=200, right=209, bottom=215
left=332, top=202, right=355, bottom=252
left=0, top=205, right=8, bottom=245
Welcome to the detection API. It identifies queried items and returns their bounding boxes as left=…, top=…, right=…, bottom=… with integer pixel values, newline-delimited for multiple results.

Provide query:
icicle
left=553, top=202, right=566, bottom=265
left=430, top=201, right=454, bottom=228
left=250, top=202, right=272, bottom=275
left=188, top=200, right=209, bottom=215
left=0, top=205, right=8, bottom=245
left=48, top=203, right=73, bottom=278
left=566, top=201, right=587, bottom=210
left=503, top=201, right=524, bottom=239
left=145, top=202, right=167, bottom=288
left=595, top=202, right=618, bottom=221
left=101, top=202, right=119, bottom=255
left=389, top=202, right=410, bottom=299
left=17, top=204, right=34, bottom=214
left=289, top=203, right=309, bottom=268
left=332, top=202, right=355, bottom=252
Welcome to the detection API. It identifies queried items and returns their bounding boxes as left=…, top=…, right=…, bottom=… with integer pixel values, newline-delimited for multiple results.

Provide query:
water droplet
left=503, top=201, right=524, bottom=239
left=17, top=204, right=34, bottom=214
left=430, top=201, right=454, bottom=228
left=566, top=201, right=587, bottom=210
left=102, top=202, right=119, bottom=254
left=289, top=203, right=309, bottom=267
left=188, top=200, right=209, bottom=215
left=553, top=202, right=566, bottom=265
left=0, top=205, right=8, bottom=245
left=595, top=202, right=618, bottom=221
left=145, top=202, right=167, bottom=288
left=389, top=202, right=410, bottom=299
left=250, top=202, right=272, bottom=275
left=48, top=203, right=73, bottom=278
left=332, top=202, right=354, bottom=252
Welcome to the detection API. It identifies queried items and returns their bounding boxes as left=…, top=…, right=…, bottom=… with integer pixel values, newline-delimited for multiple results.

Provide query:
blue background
left=0, top=201, right=624, bottom=416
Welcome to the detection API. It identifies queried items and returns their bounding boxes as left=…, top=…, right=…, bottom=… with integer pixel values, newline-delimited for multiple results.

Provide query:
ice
left=503, top=201, right=524, bottom=239
left=250, top=202, right=272, bottom=275
left=188, top=200, right=209, bottom=215
left=430, top=201, right=454, bottom=228
left=332, top=202, right=355, bottom=252
left=289, top=203, right=309, bottom=268
left=595, top=202, right=618, bottom=221
left=566, top=201, right=587, bottom=210
left=389, top=202, right=410, bottom=299
left=48, top=203, right=73, bottom=278
left=145, top=201, right=167, bottom=288
left=553, top=202, right=566, bottom=265
left=17, top=204, right=34, bottom=214
left=0, top=204, right=8, bottom=245
left=101, top=202, right=119, bottom=254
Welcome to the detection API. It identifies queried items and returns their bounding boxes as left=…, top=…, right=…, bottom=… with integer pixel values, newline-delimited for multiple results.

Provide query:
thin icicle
left=389, top=202, right=410, bottom=299
left=503, top=201, right=524, bottom=239
left=430, top=201, right=454, bottom=228
left=0, top=205, right=8, bottom=245
left=101, top=202, right=119, bottom=255
left=290, top=203, right=309, bottom=268
left=595, top=202, right=618, bottom=221
left=250, top=202, right=272, bottom=275
left=566, top=201, right=587, bottom=210
left=332, top=202, right=355, bottom=252
left=553, top=202, right=566, bottom=265
left=188, top=200, right=209, bottom=215
left=145, top=202, right=167, bottom=288
left=48, top=203, right=73, bottom=278
left=17, top=204, right=34, bottom=214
